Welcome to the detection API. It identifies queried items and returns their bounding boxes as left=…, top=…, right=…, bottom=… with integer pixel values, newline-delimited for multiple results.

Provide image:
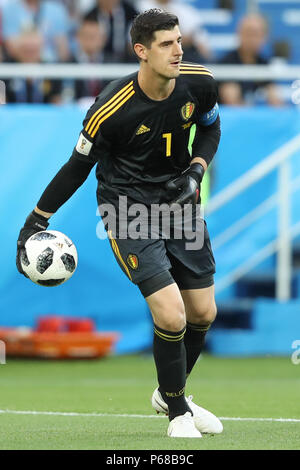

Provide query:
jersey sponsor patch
left=182, top=121, right=193, bottom=130
left=199, top=103, right=219, bottom=126
left=76, top=133, right=93, bottom=155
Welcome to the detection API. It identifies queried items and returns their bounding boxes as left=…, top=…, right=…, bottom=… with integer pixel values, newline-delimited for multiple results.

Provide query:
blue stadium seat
left=213, top=298, right=253, bottom=329
left=208, top=298, right=300, bottom=356
left=188, top=0, right=299, bottom=63
left=256, top=3, right=300, bottom=63
left=186, top=0, right=217, bottom=9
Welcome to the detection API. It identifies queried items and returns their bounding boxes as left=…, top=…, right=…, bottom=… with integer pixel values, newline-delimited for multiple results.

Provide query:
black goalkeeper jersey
left=72, top=62, right=219, bottom=206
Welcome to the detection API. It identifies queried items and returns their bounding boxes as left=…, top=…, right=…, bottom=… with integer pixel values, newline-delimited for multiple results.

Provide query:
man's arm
left=16, top=155, right=95, bottom=276
left=16, top=76, right=116, bottom=276
left=34, top=207, right=53, bottom=219
left=190, top=157, right=207, bottom=172
left=166, top=110, right=221, bottom=206
left=191, top=106, right=221, bottom=169
left=34, top=155, right=95, bottom=215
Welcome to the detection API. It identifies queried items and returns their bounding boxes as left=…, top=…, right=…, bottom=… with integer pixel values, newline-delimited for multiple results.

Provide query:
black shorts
left=107, top=220, right=215, bottom=297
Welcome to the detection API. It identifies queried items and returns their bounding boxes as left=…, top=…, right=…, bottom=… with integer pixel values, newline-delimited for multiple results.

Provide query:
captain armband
left=199, top=103, right=219, bottom=127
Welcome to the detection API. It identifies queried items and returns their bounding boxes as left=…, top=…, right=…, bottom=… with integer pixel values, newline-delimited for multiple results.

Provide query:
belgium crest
left=181, top=102, right=195, bottom=121
left=127, top=254, right=139, bottom=270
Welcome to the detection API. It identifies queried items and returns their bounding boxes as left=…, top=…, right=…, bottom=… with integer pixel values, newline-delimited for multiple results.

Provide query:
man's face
left=17, top=33, right=42, bottom=63
left=98, top=0, right=119, bottom=11
left=239, top=17, right=266, bottom=54
left=78, top=22, right=105, bottom=56
left=144, top=26, right=183, bottom=79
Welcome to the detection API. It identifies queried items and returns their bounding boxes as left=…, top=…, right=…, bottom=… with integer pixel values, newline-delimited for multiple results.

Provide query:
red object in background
left=65, top=318, right=94, bottom=332
left=36, top=316, right=95, bottom=333
left=0, top=316, right=119, bottom=359
left=36, top=316, right=66, bottom=333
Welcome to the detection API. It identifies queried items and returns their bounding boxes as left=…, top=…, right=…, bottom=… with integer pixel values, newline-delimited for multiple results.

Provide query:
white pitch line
left=0, top=410, right=162, bottom=419
left=0, top=409, right=299, bottom=423
left=220, top=417, right=300, bottom=423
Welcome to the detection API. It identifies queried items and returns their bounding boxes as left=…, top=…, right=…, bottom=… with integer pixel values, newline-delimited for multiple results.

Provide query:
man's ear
left=134, top=43, right=148, bottom=61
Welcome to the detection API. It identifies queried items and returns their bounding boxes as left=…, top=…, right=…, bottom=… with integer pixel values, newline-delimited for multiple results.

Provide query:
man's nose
left=174, top=42, right=183, bottom=55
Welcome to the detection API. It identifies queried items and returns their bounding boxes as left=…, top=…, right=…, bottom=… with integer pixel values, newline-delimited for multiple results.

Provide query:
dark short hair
left=130, top=9, right=179, bottom=50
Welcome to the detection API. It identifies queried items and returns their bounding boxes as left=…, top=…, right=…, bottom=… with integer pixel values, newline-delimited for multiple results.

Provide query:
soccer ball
left=20, top=230, right=78, bottom=286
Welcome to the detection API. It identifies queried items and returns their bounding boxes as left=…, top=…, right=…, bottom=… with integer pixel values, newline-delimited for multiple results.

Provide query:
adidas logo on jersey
left=136, top=124, right=150, bottom=135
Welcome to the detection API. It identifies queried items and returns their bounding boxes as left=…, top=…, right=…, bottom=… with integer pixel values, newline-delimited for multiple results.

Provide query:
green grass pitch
left=0, top=354, right=299, bottom=450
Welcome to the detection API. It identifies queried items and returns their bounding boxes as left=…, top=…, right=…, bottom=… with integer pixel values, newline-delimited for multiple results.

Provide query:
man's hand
left=16, top=210, right=49, bottom=276
left=166, top=162, right=205, bottom=206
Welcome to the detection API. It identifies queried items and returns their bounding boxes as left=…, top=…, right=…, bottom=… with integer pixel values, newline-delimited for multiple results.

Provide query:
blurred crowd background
left=0, top=0, right=298, bottom=106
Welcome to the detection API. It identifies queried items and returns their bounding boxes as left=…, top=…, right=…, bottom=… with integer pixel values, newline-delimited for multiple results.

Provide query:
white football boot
left=152, top=388, right=223, bottom=434
left=167, top=412, right=202, bottom=438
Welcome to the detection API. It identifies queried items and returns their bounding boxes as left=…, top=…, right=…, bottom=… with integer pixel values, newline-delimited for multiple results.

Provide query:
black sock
left=153, top=324, right=191, bottom=421
left=184, top=321, right=211, bottom=378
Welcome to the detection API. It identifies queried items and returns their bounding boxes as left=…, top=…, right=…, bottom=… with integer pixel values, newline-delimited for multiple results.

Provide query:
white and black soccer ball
left=20, top=230, right=78, bottom=286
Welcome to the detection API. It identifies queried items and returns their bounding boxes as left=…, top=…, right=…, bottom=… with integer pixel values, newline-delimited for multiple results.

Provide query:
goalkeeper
left=16, top=9, right=222, bottom=438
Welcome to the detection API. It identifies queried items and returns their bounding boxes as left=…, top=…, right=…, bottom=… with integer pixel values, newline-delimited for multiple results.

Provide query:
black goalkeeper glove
left=16, top=210, right=49, bottom=276
left=165, top=162, right=205, bottom=206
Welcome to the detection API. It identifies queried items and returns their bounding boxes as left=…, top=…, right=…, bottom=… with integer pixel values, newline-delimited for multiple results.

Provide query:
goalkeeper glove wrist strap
left=25, top=210, right=49, bottom=230
left=188, top=162, right=205, bottom=186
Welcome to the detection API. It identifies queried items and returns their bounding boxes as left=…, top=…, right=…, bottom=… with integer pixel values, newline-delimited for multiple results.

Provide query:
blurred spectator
left=4, top=30, right=62, bottom=103
left=84, top=0, right=138, bottom=62
left=218, top=14, right=283, bottom=106
left=138, top=0, right=212, bottom=62
left=68, top=18, right=109, bottom=101
left=0, top=7, right=3, bottom=62
left=2, top=0, right=70, bottom=63
left=60, top=0, right=97, bottom=17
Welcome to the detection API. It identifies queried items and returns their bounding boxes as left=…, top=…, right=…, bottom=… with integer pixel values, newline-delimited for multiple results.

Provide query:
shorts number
left=162, top=133, right=172, bottom=157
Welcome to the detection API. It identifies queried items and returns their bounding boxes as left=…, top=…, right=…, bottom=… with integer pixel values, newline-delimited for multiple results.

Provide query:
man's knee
left=153, top=297, right=186, bottom=332
left=187, top=299, right=217, bottom=325
left=202, top=301, right=217, bottom=325
left=146, top=284, right=186, bottom=332
left=159, top=309, right=186, bottom=332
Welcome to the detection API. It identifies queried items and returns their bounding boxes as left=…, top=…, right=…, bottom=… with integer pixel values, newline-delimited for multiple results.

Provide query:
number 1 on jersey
left=162, top=133, right=172, bottom=157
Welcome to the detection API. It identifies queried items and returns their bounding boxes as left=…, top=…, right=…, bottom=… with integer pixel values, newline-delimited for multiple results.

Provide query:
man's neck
left=238, top=47, right=257, bottom=64
left=138, top=68, right=175, bottom=101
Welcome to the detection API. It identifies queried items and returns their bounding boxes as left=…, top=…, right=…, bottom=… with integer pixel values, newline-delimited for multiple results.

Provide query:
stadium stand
left=1, top=0, right=70, bottom=62
left=0, top=0, right=299, bottom=102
